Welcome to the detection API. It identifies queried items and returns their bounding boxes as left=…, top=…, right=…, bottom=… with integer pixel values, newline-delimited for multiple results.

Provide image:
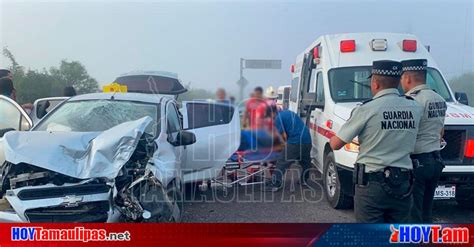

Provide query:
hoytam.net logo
left=390, top=225, right=469, bottom=244
left=11, top=227, right=131, bottom=242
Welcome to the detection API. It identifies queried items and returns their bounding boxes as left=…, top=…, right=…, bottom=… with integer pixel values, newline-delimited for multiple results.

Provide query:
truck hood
left=2, top=117, right=152, bottom=179
left=333, top=102, right=360, bottom=121
left=445, top=102, right=474, bottom=125
left=334, top=102, right=474, bottom=126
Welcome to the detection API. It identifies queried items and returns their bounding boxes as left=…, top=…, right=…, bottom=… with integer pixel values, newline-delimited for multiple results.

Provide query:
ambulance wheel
left=323, top=152, right=353, bottom=209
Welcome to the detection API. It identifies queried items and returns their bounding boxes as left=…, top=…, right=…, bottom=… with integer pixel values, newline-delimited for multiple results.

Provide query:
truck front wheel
left=323, top=152, right=353, bottom=209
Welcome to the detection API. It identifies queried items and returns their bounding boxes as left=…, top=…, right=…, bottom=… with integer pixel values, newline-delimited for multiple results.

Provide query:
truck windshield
left=328, top=67, right=453, bottom=102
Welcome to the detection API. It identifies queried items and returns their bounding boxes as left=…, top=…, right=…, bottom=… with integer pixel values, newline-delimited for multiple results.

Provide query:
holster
left=432, top=151, right=446, bottom=169
left=354, top=164, right=414, bottom=199
left=353, top=163, right=367, bottom=186
left=380, top=167, right=413, bottom=199
left=411, top=157, right=420, bottom=169
left=411, top=151, right=445, bottom=170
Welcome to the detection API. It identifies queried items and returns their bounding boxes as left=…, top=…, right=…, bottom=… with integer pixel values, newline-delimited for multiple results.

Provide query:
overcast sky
left=0, top=0, right=472, bottom=96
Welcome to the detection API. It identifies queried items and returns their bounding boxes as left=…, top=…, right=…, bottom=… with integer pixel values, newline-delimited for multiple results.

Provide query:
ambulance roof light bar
left=403, top=39, right=417, bottom=52
left=340, top=40, right=356, bottom=53
left=371, top=39, right=387, bottom=51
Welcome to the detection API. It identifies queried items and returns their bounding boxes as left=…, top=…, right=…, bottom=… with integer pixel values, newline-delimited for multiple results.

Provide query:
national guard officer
left=329, top=60, right=423, bottom=223
left=400, top=59, right=447, bottom=223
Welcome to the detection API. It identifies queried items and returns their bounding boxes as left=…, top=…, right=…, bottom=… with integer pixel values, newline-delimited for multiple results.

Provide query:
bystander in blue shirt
left=274, top=110, right=312, bottom=144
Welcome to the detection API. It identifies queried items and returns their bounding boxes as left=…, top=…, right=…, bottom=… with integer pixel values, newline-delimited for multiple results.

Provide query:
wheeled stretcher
left=211, top=130, right=283, bottom=194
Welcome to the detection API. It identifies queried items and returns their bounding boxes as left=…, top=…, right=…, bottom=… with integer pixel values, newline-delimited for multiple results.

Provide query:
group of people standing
left=223, top=85, right=313, bottom=193
left=231, top=58, right=446, bottom=224
left=330, top=59, right=446, bottom=223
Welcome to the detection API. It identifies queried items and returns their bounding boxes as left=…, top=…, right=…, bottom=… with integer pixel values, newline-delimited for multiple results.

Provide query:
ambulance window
left=426, top=68, right=453, bottom=102
left=315, top=72, right=325, bottom=103
left=328, top=67, right=372, bottom=102
left=308, top=69, right=317, bottom=93
left=290, top=77, right=299, bottom=102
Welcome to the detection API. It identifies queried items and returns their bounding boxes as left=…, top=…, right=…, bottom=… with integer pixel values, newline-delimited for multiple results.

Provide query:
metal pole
left=239, top=58, right=244, bottom=101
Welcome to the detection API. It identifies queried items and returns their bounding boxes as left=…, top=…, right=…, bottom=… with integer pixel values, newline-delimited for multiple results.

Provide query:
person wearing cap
left=329, top=60, right=423, bottom=223
left=400, top=59, right=447, bottom=223
left=262, top=86, right=278, bottom=130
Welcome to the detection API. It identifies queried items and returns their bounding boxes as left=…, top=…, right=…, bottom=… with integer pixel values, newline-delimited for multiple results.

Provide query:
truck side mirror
left=174, top=130, right=196, bottom=146
left=455, top=92, right=469, bottom=105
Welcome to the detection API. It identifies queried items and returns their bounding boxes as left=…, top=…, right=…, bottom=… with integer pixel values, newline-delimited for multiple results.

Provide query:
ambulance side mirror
left=455, top=92, right=469, bottom=105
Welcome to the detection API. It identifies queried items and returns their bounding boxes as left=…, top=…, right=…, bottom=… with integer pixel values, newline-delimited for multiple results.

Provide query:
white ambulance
left=289, top=33, right=474, bottom=209
left=276, top=85, right=291, bottom=110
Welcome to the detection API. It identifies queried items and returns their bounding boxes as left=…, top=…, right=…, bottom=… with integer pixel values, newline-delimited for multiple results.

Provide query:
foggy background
left=0, top=0, right=472, bottom=97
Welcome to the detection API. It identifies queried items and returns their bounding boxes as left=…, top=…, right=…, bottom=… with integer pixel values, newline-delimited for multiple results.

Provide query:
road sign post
left=237, top=59, right=281, bottom=101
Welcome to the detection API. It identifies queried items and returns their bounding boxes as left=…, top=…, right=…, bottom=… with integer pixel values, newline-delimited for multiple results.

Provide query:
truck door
left=181, top=102, right=240, bottom=183
left=309, top=70, right=326, bottom=170
left=298, top=53, right=316, bottom=118
left=0, top=95, right=32, bottom=136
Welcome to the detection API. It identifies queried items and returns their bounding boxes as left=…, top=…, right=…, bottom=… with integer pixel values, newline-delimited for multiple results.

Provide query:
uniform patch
left=381, top=110, right=417, bottom=130
left=427, top=101, right=447, bottom=118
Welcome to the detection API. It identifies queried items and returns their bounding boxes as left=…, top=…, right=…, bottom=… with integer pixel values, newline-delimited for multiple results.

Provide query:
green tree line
left=2, top=47, right=219, bottom=104
left=2, top=47, right=99, bottom=104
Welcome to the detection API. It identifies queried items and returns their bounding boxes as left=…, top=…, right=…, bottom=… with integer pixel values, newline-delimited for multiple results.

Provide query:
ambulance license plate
left=434, top=185, right=456, bottom=199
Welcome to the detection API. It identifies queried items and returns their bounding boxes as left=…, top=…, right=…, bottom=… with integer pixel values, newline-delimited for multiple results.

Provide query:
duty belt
left=411, top=150, right=441, bottom=160
left=365, top=167, right=414, bottom=199
left=366, top=169, right=411, bottom=182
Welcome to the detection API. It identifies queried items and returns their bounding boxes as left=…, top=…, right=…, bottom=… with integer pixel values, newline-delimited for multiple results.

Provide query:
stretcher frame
left=211, top=147, right=283, bottom=196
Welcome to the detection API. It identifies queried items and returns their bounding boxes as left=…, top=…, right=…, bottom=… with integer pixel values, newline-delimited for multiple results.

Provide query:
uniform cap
left=401, top=59, right=428, bottom=72
left=369, top=60, right=403, bottom=78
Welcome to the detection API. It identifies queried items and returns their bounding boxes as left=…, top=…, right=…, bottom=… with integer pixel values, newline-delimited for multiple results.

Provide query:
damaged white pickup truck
left=0, top=72, right=240, bottom=222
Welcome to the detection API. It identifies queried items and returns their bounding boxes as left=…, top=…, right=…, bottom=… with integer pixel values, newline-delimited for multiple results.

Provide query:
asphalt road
left=182, top=166, right=474, bottom=223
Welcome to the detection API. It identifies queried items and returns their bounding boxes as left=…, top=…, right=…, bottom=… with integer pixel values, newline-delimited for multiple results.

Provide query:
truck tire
left=323, top=152, right=353, bottom=209
left=140, top=179, right=183, bottom=222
